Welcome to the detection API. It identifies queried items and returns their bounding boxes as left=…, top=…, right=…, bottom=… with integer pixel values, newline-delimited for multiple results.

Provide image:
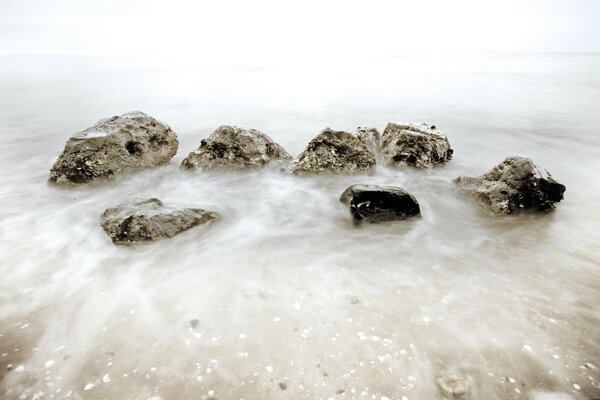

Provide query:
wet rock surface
left=380, top=122, right=453, bottom=168
left=339, top=184, right=421, bottom=223
left=181, top=126, right=291, bottom=171
left=100, top=198, right=219, bottom=245
left=454, top=156, right=566, bottom=215
left=290, top=128, right=376, bottom=174
left=49, top=111, right=178, bottom=184
left=437, top=375, right=468, bottom=397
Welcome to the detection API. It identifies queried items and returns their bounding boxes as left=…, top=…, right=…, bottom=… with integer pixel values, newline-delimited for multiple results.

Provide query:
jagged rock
left=181, top=126, right=291, bottom=171
left=437, top=375, right=467, bottom=397
left=290, top=128, right=376, bottom=174
left=354, top=127, right=381, bottom=156
left=380, top=122, right=452, bottom=168
left=49, top=111, right=178, bottom=184
left=454, top=156, right=566, bottom=215
left=339, top=184, right=420, bottom=223
left=100, top=198, right=219, bottom=245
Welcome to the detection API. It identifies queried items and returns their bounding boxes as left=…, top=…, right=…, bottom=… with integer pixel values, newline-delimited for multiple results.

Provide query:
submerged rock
left=380, top=122, right=453, bottom=168
left=339, top=184, right=420, bottom=223
left=437, top=375, right=467, bottom=397
left=290, top=128, right=376, bottom=174
left=100, top=198, right=219, bottom=245
left=49, top=111, right=178, bottom=184
left=454, top=156, right=566, bottom=215
left=181, top=126, right=291, bottom=171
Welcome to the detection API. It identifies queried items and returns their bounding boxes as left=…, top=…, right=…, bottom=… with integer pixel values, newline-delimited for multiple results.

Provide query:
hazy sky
left=0, top=0, right=598, bottom=59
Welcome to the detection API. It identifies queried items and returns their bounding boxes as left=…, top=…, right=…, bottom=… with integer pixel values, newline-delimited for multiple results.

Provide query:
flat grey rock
left=100, top=198, right=219, bottom=245
left=380, top=122, right=453, bottom=168
left=437, top=375, right=467, bottom=397
left=181, top=126, right=291, bottom=171
left=49, top=111, right=178, bottom=184
left=455, top=156, right=566, bottom=215
left=290, top=128, right=376, bottom=174
left=340, top=184, right=420, bottom=223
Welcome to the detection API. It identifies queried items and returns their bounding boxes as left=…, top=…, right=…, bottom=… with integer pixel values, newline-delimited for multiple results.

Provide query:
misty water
left=1, top=53, right=599, bottom=400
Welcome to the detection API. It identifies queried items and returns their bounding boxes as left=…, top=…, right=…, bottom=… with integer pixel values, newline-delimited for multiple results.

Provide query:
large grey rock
left=181, top=126, right=291, bottom=171
left=100, top=198, right=219, bottom=245
left=437, top=375, right=468, bottom=397
left=380, top=122, right=453, bottom=168
left=290, top=128, right=376, bottom=174
left=49, top=111, right=178, bottom=184
left=340, top=184, right=420, bottom=223
left=454, top=156, right=566, bottom=215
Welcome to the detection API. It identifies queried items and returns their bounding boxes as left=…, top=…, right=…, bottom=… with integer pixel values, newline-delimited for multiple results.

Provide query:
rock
left=290, top=128, right=376, bottom=174
left=278, top=382, right=287, bottom=390
left=100, top=198, right=219, bottom=245
left=437, top=375, right=467, bottom=397
left=49, top=111, right=178, bottom=184
left=339, top=184, right=420, bottom=223
left=454, top=156, right=566, bottom=215
left=181, top=126, right=291, bottom=171
left=354, top=127, right=381, bottom=156
left=380, top=122, right=453, bottom=168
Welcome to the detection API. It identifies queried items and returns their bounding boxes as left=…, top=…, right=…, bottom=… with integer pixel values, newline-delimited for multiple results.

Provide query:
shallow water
left=1, top=53, right=600, bottom=400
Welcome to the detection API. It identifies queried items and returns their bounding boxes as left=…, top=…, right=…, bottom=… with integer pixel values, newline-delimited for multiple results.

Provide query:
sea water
left=0, top=53, right=599, bottom=399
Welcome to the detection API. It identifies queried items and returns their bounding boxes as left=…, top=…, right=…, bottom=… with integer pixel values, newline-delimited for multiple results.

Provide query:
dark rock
left=49, top=111, right=178, bottom=184
left=454, top=156, right=566, bottom=215
left=181, top=126, right=291, bottom=170
left=339, top=184, right=420, bottom=223
left=380, top=122, right=452, bottom=168
left=278, top=382, right=287, bottom=390
left=290, top=128, right=376, bottom=174
left=100, top=198, right=219, bottom=245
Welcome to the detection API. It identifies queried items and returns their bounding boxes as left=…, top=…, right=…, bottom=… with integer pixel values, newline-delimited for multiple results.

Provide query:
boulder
left=339, top=184, right=420, bottom=223
left=454, top=156, right=566, bottom=215
left=49, top=111, right=178, bottom=184
left=181, top=126, right=291, bottom=170
left=437, top=375, right=467, bottom=397
left=380, top=122, right=453, bottom=168
left=100, top=198, right=219, bottom=245
left=290, top=128, right=376, bottom=174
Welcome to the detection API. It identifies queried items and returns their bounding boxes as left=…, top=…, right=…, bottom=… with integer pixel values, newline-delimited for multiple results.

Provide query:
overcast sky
left=0, top=0, right=598, bottom=59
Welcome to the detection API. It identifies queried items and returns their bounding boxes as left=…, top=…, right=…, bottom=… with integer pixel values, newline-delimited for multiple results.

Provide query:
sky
left=0, top=0, right=599, bottom=60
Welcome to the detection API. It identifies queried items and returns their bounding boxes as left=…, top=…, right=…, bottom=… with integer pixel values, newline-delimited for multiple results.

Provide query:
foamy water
left=1, top=54, right=600, bottom=399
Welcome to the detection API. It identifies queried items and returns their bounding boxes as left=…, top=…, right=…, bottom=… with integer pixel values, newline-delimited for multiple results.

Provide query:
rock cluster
left=100, top=198, right=219, bottom=245
left=340, top=184, right=420, bottom=223
left=290, top=128, right=376, bottom=174
left=49, top=111, right=178, bottom=184
left=46, top=112, right=568, bottom=245
left=181, top=126, right=291, bottom=171
left=379, top=123, right=453, bottom=168
left=454, top=156, right=566, bottom=215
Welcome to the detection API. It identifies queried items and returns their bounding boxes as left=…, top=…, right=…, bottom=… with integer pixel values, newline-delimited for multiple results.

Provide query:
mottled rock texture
left=455, top=156, right=566, bottom=215
left=49, top=111, right=178, bottom=184
left=290, top=128, right=376, bottom=174
left=181, top=126, right=291, bottom=171
left=339, top=184, right=420, bottom=223
left=380, top=122, right=453, bottom=168
left=437, top=375, right=468, bottom=397
left=100, top=198, right=219, bottom=245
